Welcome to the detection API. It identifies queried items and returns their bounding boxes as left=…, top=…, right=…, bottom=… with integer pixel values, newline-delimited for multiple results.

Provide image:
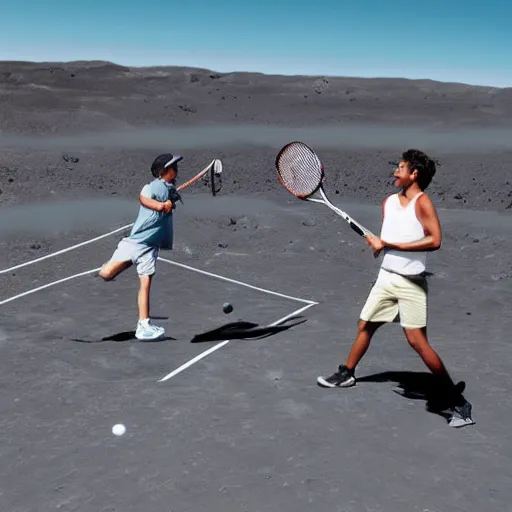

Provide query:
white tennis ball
left=112, top=424, right=126, bottom=436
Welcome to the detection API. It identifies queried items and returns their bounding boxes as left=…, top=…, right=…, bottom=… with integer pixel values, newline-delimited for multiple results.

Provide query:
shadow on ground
left=70, top=316, right=306, bottom=344
left=71, top=331, right=177, bottom=343
left=190, top=315, right=307, bottom=343
left=358, top=370, right=467, bottom=422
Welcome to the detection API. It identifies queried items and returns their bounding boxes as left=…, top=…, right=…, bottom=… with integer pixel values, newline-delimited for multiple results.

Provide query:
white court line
left=0, top=224, right=133, bottom=275
left=0, top=232, right=319, bottom=384
left=158, top=257, right=317, bottom=305
left=0, top=268, right=100, bottom=306
left=158, top=302, right=316, bottom=382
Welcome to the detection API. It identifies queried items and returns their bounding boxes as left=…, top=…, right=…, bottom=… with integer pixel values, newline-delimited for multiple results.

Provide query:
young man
left=98, top=153, right=182, bottom=341
left=317, top=149, right=474, bottom=428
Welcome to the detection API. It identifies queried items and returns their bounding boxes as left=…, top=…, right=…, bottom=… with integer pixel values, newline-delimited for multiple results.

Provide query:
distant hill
left=1, top=60, right=511, bottom=137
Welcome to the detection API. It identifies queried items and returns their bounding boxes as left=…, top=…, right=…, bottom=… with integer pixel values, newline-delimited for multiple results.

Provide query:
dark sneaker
left=317, top=365, right=356, bottom=388
left=449, top=400, right=475, bottom=428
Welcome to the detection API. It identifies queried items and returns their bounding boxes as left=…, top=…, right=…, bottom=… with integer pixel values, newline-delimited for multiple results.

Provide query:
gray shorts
left=110, top=238, right=159, bottom=276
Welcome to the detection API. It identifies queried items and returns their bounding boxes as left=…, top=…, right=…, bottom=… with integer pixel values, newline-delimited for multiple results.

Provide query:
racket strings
left=276, top=143, right=323, bottom=198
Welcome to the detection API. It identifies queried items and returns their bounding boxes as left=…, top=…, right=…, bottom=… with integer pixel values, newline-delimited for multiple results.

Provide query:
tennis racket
left=178, top=158, right=222, bottom=196
left=276, top=141, right=374, bottom=238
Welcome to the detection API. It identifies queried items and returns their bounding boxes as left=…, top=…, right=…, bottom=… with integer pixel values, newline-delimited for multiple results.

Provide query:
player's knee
left=138, top=274, right=153, bottom=287
left=99, top=264, right=116, bottom=281
left=407, top=337, right=422, bottom=352
left=404, top=328, right=428, bottom=351
left=357, top=320, right=382, bottom=334
left=357, top=320, right=368, bottom=333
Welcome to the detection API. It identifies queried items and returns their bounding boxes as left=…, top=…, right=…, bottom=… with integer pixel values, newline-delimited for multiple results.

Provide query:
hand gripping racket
left=276, top=141, right=374, bottom=238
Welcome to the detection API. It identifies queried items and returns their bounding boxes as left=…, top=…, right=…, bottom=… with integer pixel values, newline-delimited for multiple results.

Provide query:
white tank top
left=380, top=192, right=426, bottom=275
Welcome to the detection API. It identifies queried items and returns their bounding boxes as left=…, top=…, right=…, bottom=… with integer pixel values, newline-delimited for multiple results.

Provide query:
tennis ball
left=112, top=424, right=126, bottom=436
left=223, top=302, right=233, bottom=314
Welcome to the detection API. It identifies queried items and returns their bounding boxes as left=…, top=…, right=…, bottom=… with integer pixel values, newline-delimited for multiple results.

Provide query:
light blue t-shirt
left=128, top=179, right=176, bottom=249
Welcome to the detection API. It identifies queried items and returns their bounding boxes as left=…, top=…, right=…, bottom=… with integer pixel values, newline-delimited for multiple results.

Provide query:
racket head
left=213, top=158, right=223, bottom=175
left=275, top=141, right=324, bottom=200
left=210, top=158, right=223, bottom=196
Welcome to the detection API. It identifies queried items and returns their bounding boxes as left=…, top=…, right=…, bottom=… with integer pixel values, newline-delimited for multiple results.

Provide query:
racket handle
left=346, top=217, right=373, bottom=238
left=311, top=192, right=374, bottom=239
left=349, top=221, right=366, bottom=237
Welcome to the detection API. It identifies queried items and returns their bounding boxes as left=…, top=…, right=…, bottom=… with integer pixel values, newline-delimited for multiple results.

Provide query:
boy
left=317, top=149, right=475, bottom=428
left=98, top=153, right=182, bottom=341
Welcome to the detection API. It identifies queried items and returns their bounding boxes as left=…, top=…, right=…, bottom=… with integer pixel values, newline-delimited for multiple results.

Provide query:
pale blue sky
left=1, top=0, right=510, bottom=87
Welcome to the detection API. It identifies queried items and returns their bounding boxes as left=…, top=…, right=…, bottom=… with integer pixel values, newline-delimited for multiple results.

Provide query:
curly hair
left=401, top=149, right=439, bottom=190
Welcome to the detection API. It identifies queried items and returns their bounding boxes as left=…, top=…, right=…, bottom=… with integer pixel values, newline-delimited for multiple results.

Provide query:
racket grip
left=349, top=221, right=366, bottom=237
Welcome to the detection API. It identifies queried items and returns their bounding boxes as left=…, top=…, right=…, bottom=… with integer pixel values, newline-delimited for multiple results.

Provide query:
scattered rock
left=30, top=244, right=41, bottom=250
left=491, top=271, right=512, bottom=281
left=178, top=104, right=197, bottom=113
left=62, top=154, right=79, bottom=164
left=228, top=218, right=237, bottom=226
left=218, top=243, right=228, bottom=248
left=314, top=78, right=329, bottom=94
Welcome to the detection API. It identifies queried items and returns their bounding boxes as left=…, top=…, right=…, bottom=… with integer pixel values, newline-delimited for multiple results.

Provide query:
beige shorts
left=360, top=268, right=428, bottom=329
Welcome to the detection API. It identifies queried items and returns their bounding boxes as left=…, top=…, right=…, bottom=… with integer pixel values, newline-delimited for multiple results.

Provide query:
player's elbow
left=431, top=236, right=442, bottom=251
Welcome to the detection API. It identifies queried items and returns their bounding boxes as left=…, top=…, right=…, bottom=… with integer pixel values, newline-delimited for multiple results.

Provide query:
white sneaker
left=135, top=319, right=165, bottom=341
left=449, top=401, right=475, bottom=428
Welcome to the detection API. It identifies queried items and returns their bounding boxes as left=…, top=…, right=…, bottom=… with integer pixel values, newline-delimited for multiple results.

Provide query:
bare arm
left=384, top=194, right=442, bottom=252
left=139, top=194, right=172, bottom=214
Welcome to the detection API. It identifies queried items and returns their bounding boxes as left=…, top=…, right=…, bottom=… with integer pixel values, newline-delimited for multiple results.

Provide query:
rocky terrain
left=1, top=60, right=511, bottom=213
